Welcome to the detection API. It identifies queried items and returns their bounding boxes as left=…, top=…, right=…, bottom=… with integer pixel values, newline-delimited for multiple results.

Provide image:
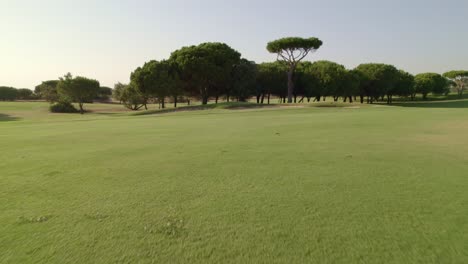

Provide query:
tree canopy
left=35, top=80, right=59, bottom=102
left=414, top=73, right=448, bottom=99
left=0, top=87, right=18, bottom=101
left=443, top=70, right=468, bottom=97
left=170, top=42, right=241, bottom=104
left=266, top=37, right=323, bottom=59
left=355, top=63, right=400, bottom=103
left=267, top=37, right=323, bottom=103
left=57, top=73, right=100, bottom=114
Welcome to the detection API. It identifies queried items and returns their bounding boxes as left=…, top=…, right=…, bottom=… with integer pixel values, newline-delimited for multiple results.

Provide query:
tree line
left=3, top=37, right=467, bottom=113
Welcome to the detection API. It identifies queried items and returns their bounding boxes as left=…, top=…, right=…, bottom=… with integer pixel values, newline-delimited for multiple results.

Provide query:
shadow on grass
left=0, top=113, right=21, bottom=122
left=384, top=100, right=468, bottom=109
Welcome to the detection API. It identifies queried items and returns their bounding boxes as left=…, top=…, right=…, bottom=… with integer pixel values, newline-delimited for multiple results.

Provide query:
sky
left=1, top=0, right=467, bottom=89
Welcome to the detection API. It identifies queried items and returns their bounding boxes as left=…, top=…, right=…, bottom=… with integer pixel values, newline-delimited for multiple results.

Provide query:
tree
left=414, top=73, right=448, bottom=100
left=130, top=65, right=152, bottom=109
left=393, top=70, right=415, bottom=100
left=443, top=70, right=468, bottom=98
left=231, top=59, right=257, bottom=102
left=35, top=80, right=59, bottom=102
left=170, top=42, right=241, bottom=104
left=113, top=82, right=126, bottom=103
left=256, top=62, right=287, bottom=104
left=57, top=73, right=100, bottom=114
left=302, top=60, right=348, bottom=102
left=0, top=87, right=18, bottom=101
left=96, top=86, right=113, bottom=101
left=266, top=37, right=323, bottom=103
left=17, top=89, right=34, bottom=100
left=342, top=70, right=361, bottom=103
left=120, top=83, right=147, bottom=110
left=354, top=63, right=399, bottom=103
left=131, top=60, right=181, bottom=109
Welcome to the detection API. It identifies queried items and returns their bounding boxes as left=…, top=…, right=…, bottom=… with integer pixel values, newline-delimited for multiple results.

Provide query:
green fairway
left=1, top=101, right=468, bottom=263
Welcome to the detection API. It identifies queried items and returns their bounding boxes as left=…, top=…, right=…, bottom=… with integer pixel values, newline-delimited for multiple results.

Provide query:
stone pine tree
left=443, top=70, right=468, bottom=98
left=267, top=37, right=323, bottom=103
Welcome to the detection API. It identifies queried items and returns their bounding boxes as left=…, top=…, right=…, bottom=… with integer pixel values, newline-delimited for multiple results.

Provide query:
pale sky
left=1, top=0, right=467, bottom=88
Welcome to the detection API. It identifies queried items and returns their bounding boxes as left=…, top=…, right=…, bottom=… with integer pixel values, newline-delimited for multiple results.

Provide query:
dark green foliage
left=113, top=82, right=126, bottom=102
left=343, top=70, right=361, bottom=102
left=170, top=42, right=241, bottom=104
left=443, top=70, right=468, bottom=79
left=256, top=62, right=287, bottom=104
left=443, top=70, right=468, bottom=97
left=302, top=61, right=349, bottom=102
left=230, top=59, right=257, bottom=102
left=0, top=87, right=18, bottom=101
left=393, top=70, right=415, bottom=99
left=414, top=73, right=449, bottom=99
left=120, top=83, right=147, bottom=111
left=96, top=87, right=113, bottom=101
left=266, top=37, right=323, bottom=54
left=130, top=60, right=181, bottom=108
left=49, top=100, right=79, bottom=113
left=35, top=80, right=59, bottom=102
left=57, top=73, right=100, bottom=114
left=267, top=37, right=323, bottom=103
left=16, top=88, right=34, bottom=100
left=355, top=63, right=400, bottom=103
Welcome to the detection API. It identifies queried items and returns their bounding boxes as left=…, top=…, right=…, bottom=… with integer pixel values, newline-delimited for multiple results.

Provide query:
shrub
left=49, top=101, right=79, bottom=113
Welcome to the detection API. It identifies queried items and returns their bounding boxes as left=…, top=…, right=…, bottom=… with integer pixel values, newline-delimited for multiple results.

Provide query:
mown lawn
left=1, top=101, right=467, bottom=263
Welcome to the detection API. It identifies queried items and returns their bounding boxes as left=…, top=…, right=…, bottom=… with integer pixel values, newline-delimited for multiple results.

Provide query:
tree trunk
left=202, top=96, right=208, bottom=105
left=79, top=102, right=84, bottom=114
left=287, top=67, right=294, bottom=103
left=174, top=96, right=177, bottom=108
left=360, top=95, right=364, bottom=104
left=256, top=94, right=260, bottom=104
left=267, top=93, right=271, bottom=104
left=161, top=99, right=165, bottom=109
left=215, top=95, right=219, bottom=104
left=261, top=94, right=265, bottom=104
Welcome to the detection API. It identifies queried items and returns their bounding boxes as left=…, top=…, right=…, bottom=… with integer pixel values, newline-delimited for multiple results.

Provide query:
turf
left=1, top=101, right=468, bottom=263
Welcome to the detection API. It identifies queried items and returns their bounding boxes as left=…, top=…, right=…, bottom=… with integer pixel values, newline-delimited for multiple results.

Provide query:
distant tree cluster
left=5, top=37, right=466, bottom=113
left=113, top=38, right=458, bottom=109
left=30, top=75, right=110, bottom=113
left=0, top=86, right=37, bottom=101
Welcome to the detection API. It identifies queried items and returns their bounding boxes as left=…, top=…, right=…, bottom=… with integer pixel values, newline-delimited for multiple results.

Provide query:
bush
left=49, top=101, right=79, bottom=113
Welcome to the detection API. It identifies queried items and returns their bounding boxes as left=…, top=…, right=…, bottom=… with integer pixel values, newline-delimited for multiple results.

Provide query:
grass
left=1, top=101, right=468, bottom=263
